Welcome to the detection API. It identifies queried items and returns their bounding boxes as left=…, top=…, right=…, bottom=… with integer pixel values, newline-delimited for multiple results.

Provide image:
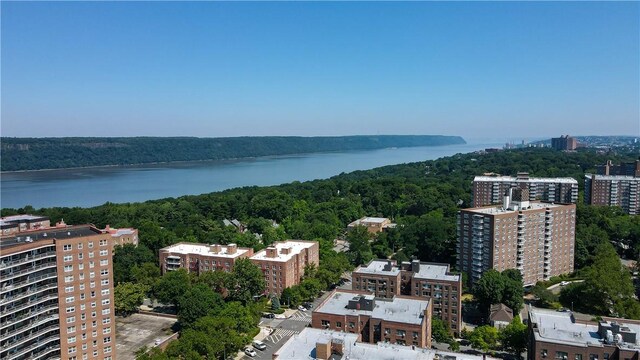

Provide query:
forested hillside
left=0, top=135, right=465, bottom=171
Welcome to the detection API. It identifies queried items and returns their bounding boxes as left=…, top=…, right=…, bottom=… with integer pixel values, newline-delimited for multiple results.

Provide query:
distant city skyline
left=1, top=2, right=638, bottom=138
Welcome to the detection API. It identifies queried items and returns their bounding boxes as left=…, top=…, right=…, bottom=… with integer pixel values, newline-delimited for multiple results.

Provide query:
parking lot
left=115, top=313, right=177, bottom=360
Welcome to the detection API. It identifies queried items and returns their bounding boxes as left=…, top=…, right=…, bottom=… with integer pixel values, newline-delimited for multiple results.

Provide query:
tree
left=178, top=284, right=224, bottom=328
left=229, top=258, right=265, bottom=304
left=501, top=316, right=527, bottom=357
left=468, top=325, right=500, bottom=352
left=132, top=262, right=161, bottom=289
left=114, top=282, right=148, bottom=316
left=196, top=270, right=232, bottom=298
left=153, top=269, right=191, bottom=308
left=113, top=244, right=156, bottom=283
left=346, top=225, right=373, bottom=266
left=502, top=278, right=524, bottom=314
left=431, top=318, right=453, bottom=343
left=473, top=270, right=505, bottom=313
left=531, top=283, right=558, bottom=308
left=271, top=295, right=281, bottom=311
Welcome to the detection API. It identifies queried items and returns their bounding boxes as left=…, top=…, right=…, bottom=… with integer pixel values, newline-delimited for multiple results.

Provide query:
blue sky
left=1, top=2, right=638, bottom=139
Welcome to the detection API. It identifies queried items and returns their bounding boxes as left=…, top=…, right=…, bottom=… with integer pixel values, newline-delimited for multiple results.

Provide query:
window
left=64, top=255, right=73, bottom=262
left=101, top=269, right=109, bottom=276
left=101, top=289, right=110, bottom=296
left=101, top=279, right=109, bottom=286
left=65, top=286, right=74, bottom=293
left=92, top=311, right=97, bottom=317
left=79, top=273, right=85, bottom=280
left=102, top=299, right=110, bottom=305
left=103, top=327, right=111, bottom=334
left=91, top=302, right=97, bottom=308
left=65, top=275, right=74, bottom=283
left=79, top=263, right=84, bottom=270
left=78, top=253, right=83, bottom=260
left=80, top=294, right=86, bottom=300
left=82, top=343, right=88, bottom=349
left=82, top=333, right=87, bottom=340
left=100, top=250, right=108, bottom=256
left=88, top=242, right=94, bottom=249
left=104, top=337, right=111, bottom=344
left=349, top=322, right=355, bottom=328
left=78, top=243, right=83, bottom=250
left=91, top=291, right=96, bottom=297
left=80, top=284, right=85, bottom=290
left=321, top=320, right=330, bottom=327
left=413, top=332, right=419, bottom=339
left=64, top=244, right=72, bottom=251
left=100, top=259, right=108, bottom=266
left=66, top=307, right=75, bottom=313
left=89, top=252, right=94, bottom=258
left=68, top=346, right=77, bottom=354
left=556, top=352, right=568, bottom=360
left=102, top=308, right=111, bottom=315
left=575, top=355, right=583, bottom=360
left=100, top=239, right=107, bottom=246
left=105, top=346, right=112, bottom=354
left=92, top=320, right=97, bottom=327
left=81, top=313, right=86, bottom=320
left=68, top=336, right=77, bottom=344
left=102, top=318, right=111, bottom=325
left=336, top=321, right=342, bottom=328
left=67, top=317, right=76, bottom=323
left=90, top=272, right=95, bottom=279
left=89, top=261, right=94, bottom=269
left=64, top=265, right=73, bottom=272
left=80, top=304, right=86, bottom=311
left=66, top=296, right=75, bottom=303
left=589, top=355, right=599, bottom=360
left=542, top=350, right=548, bottom=358
left=396, top=330, right=406, bottom=337
left=81, top=323, right=86, bottom=330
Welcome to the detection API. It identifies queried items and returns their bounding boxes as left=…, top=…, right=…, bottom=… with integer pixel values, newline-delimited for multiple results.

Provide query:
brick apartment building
left=347, top=217, right=396, bottom=234
left=250, top=240, right=319, bottom=295
left=458, top=188, right=576, bottom=286
left=1, top=215, right=51, bottom=236
left=472, top=173, right=578, bottom=207
left=585, top=161, right=640, bottom=215
left=311, top=290, right=432, bottom=348
left=528, top=307, right=640, bottom=360
left=352, top=259, right=462, bottom=335
left=1, top=225, right=116, bottom=360
left=158, top=242, right=254, bottom=274
left=100, top=225, right=139, bottom=247
left=551, top=135, right=578, bottom=151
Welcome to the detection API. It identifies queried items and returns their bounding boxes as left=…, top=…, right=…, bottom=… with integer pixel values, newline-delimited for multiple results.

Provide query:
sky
left=1, top=2, right=638, bottom=139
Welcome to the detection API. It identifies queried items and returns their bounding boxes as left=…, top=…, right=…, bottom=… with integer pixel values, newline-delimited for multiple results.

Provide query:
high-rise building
left=250, top=240, right=319, bottom=295
left=1, top=225, right=116, bottom=360
left=158, top=242, right=254, bottom=274
left=551, top=135, right=578, bottom=151
left=585, top=174, right=640, bottom=215
left=472, top=173, right=578, bottom=207
left=596, top=159, right=640, bottom=177
left=458, top=188, right=576, bottom=286
left=352, top=259, right=462, bottom=335
left=311, top=289, right=432, bottom=348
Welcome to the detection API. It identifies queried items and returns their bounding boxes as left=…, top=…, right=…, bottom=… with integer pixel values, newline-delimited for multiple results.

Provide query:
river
left=1, top=141, right=503, bottom=209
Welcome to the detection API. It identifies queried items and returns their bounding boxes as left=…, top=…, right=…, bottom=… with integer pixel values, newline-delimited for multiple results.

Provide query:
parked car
left=252, top=340, right=267, bottom=350
left=298, top=305, right=307, bottom=312
left=262, top=312, right=275, bottom=319
left=244, top=347, right=257, bottom=357
left=303, top=302, right=313, bottom=309
left=560, top=281, right=570, bottom=286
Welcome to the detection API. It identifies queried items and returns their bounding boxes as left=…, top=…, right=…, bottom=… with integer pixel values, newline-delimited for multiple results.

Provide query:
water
left=1, top=141, right=502, bottom=209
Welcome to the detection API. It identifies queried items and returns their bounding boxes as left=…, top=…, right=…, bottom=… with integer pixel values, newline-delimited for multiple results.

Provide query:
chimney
left=266, top=247, right=277, bottom=258
left=56, top=219, right=67, bottom=227
left=332, top=339, right=344, bottom=355
left=210, top=244, right=222, bottom=254
left=503, top=188, right=512, bottom=210
left=316, top=341, right=331, bottom=360
left=227, top=243, right=237, bottom=255
left=280, top=247, right=291, bottom=255
left=411, top=259, right=420, bottom=273
left=105, top=224, right=111, bottom=231
left=384, top=260, right=393, bottom=271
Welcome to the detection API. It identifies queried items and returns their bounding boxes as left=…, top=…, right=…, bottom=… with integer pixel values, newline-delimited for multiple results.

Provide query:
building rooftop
left=250, top=240, right=316, bottom=262
left=0, top=225, right=102, bottom=250
left=412, top=263, right=460, bottom=282
left=274, top=328, right=498, bottom=360
left=353, top=260, right=401, bottom=276
left=474, top=176, right=578, bottom=184
left=529, top=307, right=640, bottom=349
left=463, top=201, right=567, bottom=215
left=160, top=242, right=250, bottom=258
left=314, top=290, right=430, bottom=325
left=0, top=214, right=49, bottom=227
left=587, top=174, right=640, bottom=181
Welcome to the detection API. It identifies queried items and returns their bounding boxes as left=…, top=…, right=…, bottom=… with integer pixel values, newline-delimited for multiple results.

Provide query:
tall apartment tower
left=0, top=225, right=116, bottom=360
left=585, top=174, right=640, bottom=215
left=551, top=135, right=577, bottom=151
left=596, top=159, right=640, bottom=177
left=472, top=173, right=578, bottom=207
left=458, top=188, right=576, bottom=286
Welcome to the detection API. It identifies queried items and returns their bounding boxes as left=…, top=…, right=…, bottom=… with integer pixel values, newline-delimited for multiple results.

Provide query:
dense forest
left=0, top=135, right=465, bottom=171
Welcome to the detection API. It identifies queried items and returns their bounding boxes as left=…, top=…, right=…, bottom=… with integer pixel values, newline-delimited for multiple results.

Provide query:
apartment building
left=0, top=225, right=116, bottom=360
left=274, top=328, right=500, bottom=360
left=551, top=135, right=578, bottom=151
left=311, top=289, right=432, bottom=348
left=347, top=217, right=396, bottom=234
left=597, top=160, right=640, bottom=177
left=352, top=259, right=462, bottom=335
left=528, top=307, right=640, bottom=360
left=472, top=173, right=578, bottom=207
left=100, top=225, right=138, bottom=247
left=1, top=215, right=51, bottom=236
left=458, top=188, right=576, bottom=286
left=158, top=242, right=253, bottom=274
left=585, top=174, right=640, bottom=215
left=250, top=240, right=319, bottom=295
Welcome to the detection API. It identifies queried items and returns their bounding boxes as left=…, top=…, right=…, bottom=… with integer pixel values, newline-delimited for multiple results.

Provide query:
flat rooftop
left=353, top=260, right=401, bottom=276
left=464, top=201, right=568, bottom=215
left=160, top=242, right=250, bottom=258
left=0, top=214, right=49, bottom=226
left=0, top=225, right=102, bottom=250
left=474, top=176, right=578, bottom=184
left=250, top=240, right=315, bottom=262
left=587, top=174, right=640, bottom=181
left=314, top=290, right=430, bottom=325
left=275, top=328, right=498, bottom=360
left=413, top=263, right=460, bottom=282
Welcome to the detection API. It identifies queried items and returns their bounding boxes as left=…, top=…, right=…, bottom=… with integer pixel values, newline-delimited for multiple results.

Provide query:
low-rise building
left=0, top=214, right=51, bottom=236
left=101, top=225, right=139, bottom=247
left=347, top=217, right=396, bottom=234
left=489, top=303, right=513, bottom=329
left=158, top=242, right=253, bottom=274
left=352, top=259, right=462, bottom=335
left=250, top=240, right=319, bottom=295
left=274, top=328, right=499, bottom=360
left=311, top=289, right=432, bottom=348
left=528, top=307, right=640, bottom=360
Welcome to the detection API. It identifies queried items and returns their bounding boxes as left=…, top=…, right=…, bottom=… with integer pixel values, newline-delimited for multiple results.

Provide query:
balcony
left=0, top=293, right=58, bottom=317
left=0, top=252, right=56, bottom=271
left=5, top=333, right=60, bottom=360
left=1, top=262, right=57, bottom=282
left=0, top=273, right=57, bottom=295
left=0, top=323, right=60, bottom=351
left=0, top=303, right=58, bottom=331
left=0, top=314, right=59, bottom=342
left=30, top=345, right=60, bottom=360
left=0, top=282, right=57, bottom=306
